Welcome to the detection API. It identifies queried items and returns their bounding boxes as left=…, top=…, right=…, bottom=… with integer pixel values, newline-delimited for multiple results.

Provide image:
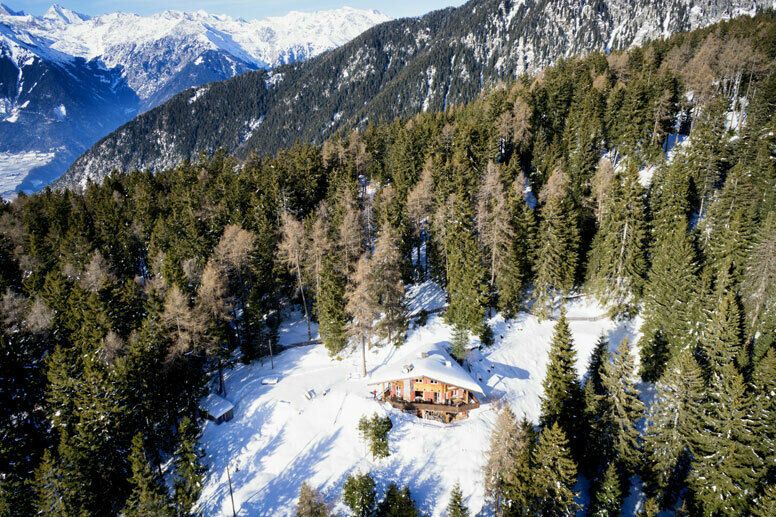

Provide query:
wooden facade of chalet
left=375, top=375, right=480, bottom=423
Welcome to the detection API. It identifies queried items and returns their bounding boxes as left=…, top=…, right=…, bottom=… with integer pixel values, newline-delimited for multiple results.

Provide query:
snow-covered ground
left=0, top=150, right=56, bottom=200
left=197, top=286, right=644, bottom=516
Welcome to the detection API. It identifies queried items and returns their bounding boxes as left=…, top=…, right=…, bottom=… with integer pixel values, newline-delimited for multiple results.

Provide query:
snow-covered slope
left=1, top=5, right=389, bottom=105
left=0, top=4, right=389, bottom=198
left=59, top=0, right=775, bottom=191
left=196, top=286, right=646, bottom=516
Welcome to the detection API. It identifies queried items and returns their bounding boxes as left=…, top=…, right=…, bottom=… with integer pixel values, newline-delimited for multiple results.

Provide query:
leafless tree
left=406, top=160, right=434, bottom=274
left=306, top=204, right=333, bottom=301
left=80, top=252, right=114, bottom=293
left=278, top=211, right=312, bottom=340
left=337, top=191, right=364, bottom=274
left=162, top=285, right=204, bottom=359
left=477, top=162, right=514, bottom=287
left=591, top=157, right=616, bottom=222
left=346, top=254, right=379, bottom=377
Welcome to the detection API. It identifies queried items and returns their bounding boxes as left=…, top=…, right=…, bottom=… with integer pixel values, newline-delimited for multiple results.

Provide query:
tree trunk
left=296, top=261, right=312, bottom=340
left=361, top=337, right=367, bottom=377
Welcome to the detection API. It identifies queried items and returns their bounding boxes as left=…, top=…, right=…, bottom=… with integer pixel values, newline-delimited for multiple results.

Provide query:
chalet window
left=429, top=379, right=438, bottom=384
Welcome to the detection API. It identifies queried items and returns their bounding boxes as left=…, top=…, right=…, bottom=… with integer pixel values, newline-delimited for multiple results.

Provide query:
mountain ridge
left=59, top=0, right=775, bottom=190
left=0, top=3, right=389, bottom=198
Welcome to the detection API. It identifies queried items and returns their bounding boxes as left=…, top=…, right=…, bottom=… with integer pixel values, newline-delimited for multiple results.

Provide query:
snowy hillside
left=197, top=286, right=646, bottom=516
left=0, top=3, right=388, bottom=198
left=1, top=4, right=390, bottom=104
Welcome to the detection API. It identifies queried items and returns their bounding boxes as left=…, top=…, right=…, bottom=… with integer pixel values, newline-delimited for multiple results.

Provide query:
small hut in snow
left=201, top=393, right=234, bottom=424
left=368, top=343, right=484, bottom=423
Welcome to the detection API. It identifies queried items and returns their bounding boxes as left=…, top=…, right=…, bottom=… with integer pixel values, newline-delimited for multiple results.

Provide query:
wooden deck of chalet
left=384, top=396, right=480, bottom=414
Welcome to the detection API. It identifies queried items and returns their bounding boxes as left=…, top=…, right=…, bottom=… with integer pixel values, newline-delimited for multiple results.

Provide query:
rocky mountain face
left=0, top=4, right=389, bottom=197
left=60, top=0, right=774, bottom=191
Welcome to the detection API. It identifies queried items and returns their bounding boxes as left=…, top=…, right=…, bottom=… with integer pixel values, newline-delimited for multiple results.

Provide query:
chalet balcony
left=384, top=396, right=480, bottom=414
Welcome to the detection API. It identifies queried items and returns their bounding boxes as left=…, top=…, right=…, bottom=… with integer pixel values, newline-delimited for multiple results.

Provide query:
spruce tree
left=33, top=449, right=68, bottom=516
left=601, top=338, right=645, bottom=480
left=173, top=417, right=205, bottom=516
left=484, top=407, right=522, bottom=515
left=450, top=325, right=469, bottom=362
left=372, top=225, right=408, bottom=347
left=750, top=483, right=776, bottom=517
left=686, top=96, right=727, bottom=219
left=296, top=482, right=329, bottom=517
left=532, top=423, right=579, bottom=516
left=589, top=462, right=623, bottom=517
left=742, top=212, right=776, bottom=346
left=376, top=483, right=417, bottom=517
left=702, top=162, right=757, bottom=283
left=639, top=219, right=699, bottom=381
left=317, top=255, right=348, bottom=355
left=447, top=482, right=469, bottom=517
left=342, top=472, right=376, bottom=517
left=583, top=335, right=610, bottom=475
left=698, top=280, right=744, bottom=380
left=124, top=433, right=173, bottom=517
left=586, top=159, right=647, bottom=315
left=644, top=350, right=705, bottom=508
left=503, top=418, right=537, bottom=516
left=751, top=348, right=776, bottom=480
left=540, top=309, right=583, bottom=459
left=689, top=363, right=763, bottom=515
left=533, top=168, right=580, bottom=319
left=508, top=172, right=537, bottom=299
left=649, top=155, right=692, bottom=238
left=445, top=192, right=489, bottom=336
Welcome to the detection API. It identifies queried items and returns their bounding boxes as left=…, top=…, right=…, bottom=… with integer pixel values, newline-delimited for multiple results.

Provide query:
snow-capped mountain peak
left=0, top=3, right=389, bottom=198
left=42, top=4, right=89, bottom=24
left=0, top=4, right=390, bottom=101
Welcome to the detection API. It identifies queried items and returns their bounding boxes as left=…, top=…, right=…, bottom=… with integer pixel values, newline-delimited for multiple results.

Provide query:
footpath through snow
left=196, top=286, right=644, bottom=516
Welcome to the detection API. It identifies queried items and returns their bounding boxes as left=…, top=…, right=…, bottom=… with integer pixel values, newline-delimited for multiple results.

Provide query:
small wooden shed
left=201, top=393, right=235, bottom=424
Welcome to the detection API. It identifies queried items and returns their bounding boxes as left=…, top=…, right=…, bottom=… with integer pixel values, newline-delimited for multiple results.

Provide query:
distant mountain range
left=0, top=3, right=390, bottom=198
left=58, top=0, right=775, bottom=192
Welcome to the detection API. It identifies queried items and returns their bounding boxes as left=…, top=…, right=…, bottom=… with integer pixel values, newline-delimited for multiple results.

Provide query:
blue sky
left=18, top=1, right=468, bottom=19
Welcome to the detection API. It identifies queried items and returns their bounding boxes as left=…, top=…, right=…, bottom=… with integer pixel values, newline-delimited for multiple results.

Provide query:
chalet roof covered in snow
left=201, top=393, right=234, bottom=419
left=368, top=343, right=484, bottom=394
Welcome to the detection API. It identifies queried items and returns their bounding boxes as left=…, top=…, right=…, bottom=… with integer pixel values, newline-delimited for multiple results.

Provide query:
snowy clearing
left=197, top=288, right=644, bottom=516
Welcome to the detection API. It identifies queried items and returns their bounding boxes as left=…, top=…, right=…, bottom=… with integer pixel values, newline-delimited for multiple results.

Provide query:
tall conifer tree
left=317, top=255, right=348, bottom=355
left=601, top=339, right=645, bottom=480
left=372, top=225, right=408, bottom=347
left=689, top=364, right=763, bottom=515
left=644, top=351, right=705, bottom=508
left=586, top=160, right=647, bottom=315
left=532, top=423, right=579, bottom=516
left=445, top=193, right=489, bottom=336
left=639, top=219, right=699, bottom=381
left=534, top=168, right=580, bottom=319
left=124, top=433, right=173, bottom=517
left=540, top=309, right=583, bottom=459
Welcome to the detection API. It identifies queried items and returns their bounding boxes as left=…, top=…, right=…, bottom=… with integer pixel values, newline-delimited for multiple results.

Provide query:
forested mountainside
left=0, top=4, right=388, bottom=197
left=1, top=11, right=775, bottom=517
left=59, top=0, right=774, bottom=189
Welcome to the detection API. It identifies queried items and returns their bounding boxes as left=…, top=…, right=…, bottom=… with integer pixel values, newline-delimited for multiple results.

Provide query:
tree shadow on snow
left=237, top=428, right=342, bottom=515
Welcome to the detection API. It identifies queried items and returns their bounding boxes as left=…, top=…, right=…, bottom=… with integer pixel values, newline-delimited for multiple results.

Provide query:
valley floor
left=196, top=283, right=645, bottom=516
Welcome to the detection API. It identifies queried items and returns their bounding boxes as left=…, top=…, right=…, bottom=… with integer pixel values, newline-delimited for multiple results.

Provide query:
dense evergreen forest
left=1, top=11, right=775, bottom=516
